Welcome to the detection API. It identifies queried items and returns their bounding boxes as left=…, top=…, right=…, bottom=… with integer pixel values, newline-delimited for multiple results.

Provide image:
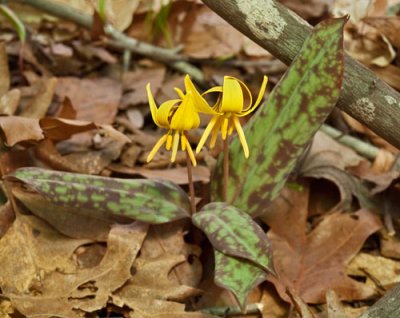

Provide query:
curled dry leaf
left=262, top=185, right=381, bottom=303
left=0, top=115, right=130, bottom=146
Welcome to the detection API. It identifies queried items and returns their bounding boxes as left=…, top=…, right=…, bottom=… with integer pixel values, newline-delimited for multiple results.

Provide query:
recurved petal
left=220, top=76, right=244, bottom=113
left=239, top=75, right=268, bottom=117
left=156, top=99, right=180, bottom=128
left=146, top=83, right=159, bottom=126
left=184, top=75, right=218, bottom=115
left=170, top=93, right=200, bottom=131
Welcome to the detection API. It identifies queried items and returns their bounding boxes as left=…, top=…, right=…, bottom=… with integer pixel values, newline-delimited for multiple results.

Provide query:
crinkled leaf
left=214, top=250, right=267, bottom=311
left=192, top=202, right=273, bottom=272
left=6, top=167, right=190, bottom=225
left=213, top=18, right=346, bottom=216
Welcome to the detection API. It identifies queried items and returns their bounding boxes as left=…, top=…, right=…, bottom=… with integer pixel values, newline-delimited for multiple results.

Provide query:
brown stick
left=201, top=0, right=400, bottom=149
left=186, top=151, right=196, bottom=215
left=223, top=138, right=229, bottom=202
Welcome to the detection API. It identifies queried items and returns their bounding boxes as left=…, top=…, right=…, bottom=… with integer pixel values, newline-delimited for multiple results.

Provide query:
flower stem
left=186, top=150, right=196, bottom=215
left=223, top=137, right=229, bottom=202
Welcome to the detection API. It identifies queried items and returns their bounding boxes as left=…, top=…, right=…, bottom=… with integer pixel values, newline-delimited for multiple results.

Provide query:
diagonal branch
left=201, top=0, right=400, bottom=149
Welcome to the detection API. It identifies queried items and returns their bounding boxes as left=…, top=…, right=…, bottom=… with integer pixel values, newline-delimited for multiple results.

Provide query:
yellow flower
left=196, top=75, right=268, bottom=158
left=146, top=75, right=212, bottom=166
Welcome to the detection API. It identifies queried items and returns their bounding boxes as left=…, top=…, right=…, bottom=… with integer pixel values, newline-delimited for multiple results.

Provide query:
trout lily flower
left=146, top=75, right=212, bottom=166
left=196, top=75, right=268, bottom=158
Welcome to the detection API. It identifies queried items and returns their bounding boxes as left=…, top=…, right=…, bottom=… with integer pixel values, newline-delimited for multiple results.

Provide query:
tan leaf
left=0, top=215, right=90, bottom=294
left=56, top=77, right=122, bottom=124
left=347, top=253, right=400, bottom=289
left=0, top=42, right=10, bottom=96
left=331, top=0, right=373, bottom=22
left=0, top=202, right=14, bottom=239
left=0, top=116, right=44, bottom=146
left=6, top=222, right=148, bottom=317
left=20, top=77, right=58, bottom=119
left=0, top=89, right=21, bottom=115
left=263, top=185, right=381, bottom=303
left=364, top=17, right=400, bottom=49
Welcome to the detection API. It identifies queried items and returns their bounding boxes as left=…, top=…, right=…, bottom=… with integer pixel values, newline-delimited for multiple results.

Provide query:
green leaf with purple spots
left=7, top=167, right=190, bottom=224
left=214, top=249, right=267, bottom=311
left=192, top=202, right=273, bottom=273
left=213, top=18, right=346, bottom=216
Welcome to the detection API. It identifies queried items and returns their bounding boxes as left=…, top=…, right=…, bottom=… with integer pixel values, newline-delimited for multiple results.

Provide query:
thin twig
left=186, top=150, right=196, bottom=215
left=14, top=0, right=205, bottom=84
left=320, top=124, right=380, bottom=160
left=200, top=303, right=263, bottom=317
left=223, top=137, right=229, bottom=202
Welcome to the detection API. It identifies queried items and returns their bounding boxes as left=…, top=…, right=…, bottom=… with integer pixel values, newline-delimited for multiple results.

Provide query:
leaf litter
left=0, top=0, right=400, bottom=317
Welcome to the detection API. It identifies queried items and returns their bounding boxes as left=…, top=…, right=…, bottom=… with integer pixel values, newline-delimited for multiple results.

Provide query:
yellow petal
left=146, top=83, right=159, bottom=126
left=181, top=132, right=187, bottom=151
left=174, top=87, right=185, bottom=99
left=171, top=131, right=180, bottom=162
left=220, top=76, right=244, bottom=113
left=166, top=131, right=173, bottom=150
left=156, top=99, right=180, bottom=128
left=184, top=75, right=218, bottom=115
left=196, top=115, right=219, bottom=154
left=185, top=139, right=197, bottom=167
left=233, top=116, right=249, bottom=158
left=209, top=117, right=222, bottom=149
left=147, top=134, right=168, bottom=162
left=170, top=93, right=200, bottom=131
left=239, top=75, right=268, bottom=116
left=221, top=117, right=229, bottom=140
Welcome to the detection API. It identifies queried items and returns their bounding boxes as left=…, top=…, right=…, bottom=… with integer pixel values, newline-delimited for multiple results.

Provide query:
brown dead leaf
left=182, top=6, right=244, bottom=58
left=332, top=0, right=373, bottom=22
left=0, top=299, right=13, bottom=318
left=263, top=185, right=381, bottom=303
left=121, top=67, right=166, bottom=108
left=109, top=164, right=210, bottom=185
left=0, top=89, right=21, bottom=115
left=0, top=215, right=90, bottom=294
left=56, top=77, right=122, bottom=124
left=141, top=221, right=203, bottom=288
left=344, top=27, right=396, bottom=67
left=370, top=64, right=400, bottom=91
left=326, top=290, right=346, bottom=318
left=347, top=253, right=400, bottom=289
left=20, top=77, right=58, bottom=119
left=0, top=42, right=10, bottom=96
left=0, top=116, right=44, bottom=146
left=6, top=222, right=147, bottom=317
left=0, top=202, right=14, bottom=239
left=364, top=17, right=400, bottom=49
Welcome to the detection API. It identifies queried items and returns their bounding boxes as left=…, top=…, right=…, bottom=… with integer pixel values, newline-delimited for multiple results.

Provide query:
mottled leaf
left=214, top=249, right=267, bottom=311
left=213, top=18, right=346, bottom=216
left=192, top=202, right=273, bottom=272
left=6, top=167, right=190, bottom=225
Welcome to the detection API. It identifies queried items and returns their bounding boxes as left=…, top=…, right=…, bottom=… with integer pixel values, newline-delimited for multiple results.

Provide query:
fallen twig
left=14, top=0, right=205, bottom=84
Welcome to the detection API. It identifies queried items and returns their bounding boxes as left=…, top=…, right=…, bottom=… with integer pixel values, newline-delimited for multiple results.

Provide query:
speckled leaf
left=192, top=202, right=273, bottom=273
left=214, top=18, right=346, bottom=216
left=6, top=167, right=190, bottom=224
left=214, top=249, right=267, bottom=311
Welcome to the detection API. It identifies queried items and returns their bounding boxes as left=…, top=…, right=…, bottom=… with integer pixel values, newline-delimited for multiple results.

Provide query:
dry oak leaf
left=263, top=185, right=381, bottom=303
left=0, top=116, right=129, bottom=146
left=4, top=222, right=147, bottom=317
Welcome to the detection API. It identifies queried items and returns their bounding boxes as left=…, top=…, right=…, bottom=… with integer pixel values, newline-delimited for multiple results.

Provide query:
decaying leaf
left=347, top=253, right=400, bottom=289
left=262, top=185, right=381, bottom=303
left=4, top=221, right=148, bottom=317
